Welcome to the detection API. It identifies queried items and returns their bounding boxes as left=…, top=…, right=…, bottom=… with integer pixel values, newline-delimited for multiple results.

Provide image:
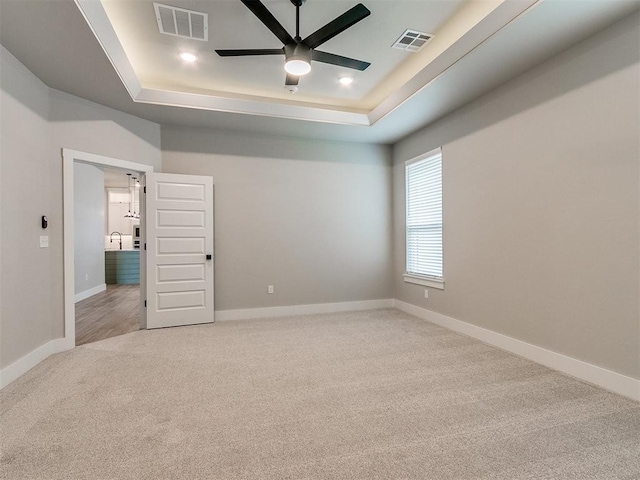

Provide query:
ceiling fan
left=215, top=0, right=371, bottom=88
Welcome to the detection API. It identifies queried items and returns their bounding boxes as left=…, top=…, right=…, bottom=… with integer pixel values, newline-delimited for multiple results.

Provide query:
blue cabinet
left=105, top=250, right=140, bottom=284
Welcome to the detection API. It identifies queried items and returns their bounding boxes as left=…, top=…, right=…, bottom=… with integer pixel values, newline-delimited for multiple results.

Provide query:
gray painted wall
left=73, top=163, right=105, bottom=296
left=49, top=89, right=161, bottom=167
left=1, top=45, right=53, bottom=370
left=0, top=45, right=161, bottom=369
left=392, top=14, right=640, bottom=379
left=162, top=127, right=393, bottom=311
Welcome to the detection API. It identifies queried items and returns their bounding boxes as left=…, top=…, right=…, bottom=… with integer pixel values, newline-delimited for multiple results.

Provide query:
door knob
left=206, top=254, right=212, bottom=260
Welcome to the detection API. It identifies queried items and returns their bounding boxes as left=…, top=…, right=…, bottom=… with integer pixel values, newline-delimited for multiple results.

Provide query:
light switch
left=40, top=235, right=49, bottom=248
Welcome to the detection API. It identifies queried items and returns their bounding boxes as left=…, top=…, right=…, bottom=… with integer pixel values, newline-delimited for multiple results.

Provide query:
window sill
left=403, top=274, right=444, bottom=290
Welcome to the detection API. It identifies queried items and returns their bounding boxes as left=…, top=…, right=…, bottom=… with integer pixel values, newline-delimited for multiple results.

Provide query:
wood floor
left=75, top=284, right=140, bottom=346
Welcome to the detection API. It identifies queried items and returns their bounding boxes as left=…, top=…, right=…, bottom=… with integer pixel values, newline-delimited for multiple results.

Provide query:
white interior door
left=145, top=172, right=214, bottom=329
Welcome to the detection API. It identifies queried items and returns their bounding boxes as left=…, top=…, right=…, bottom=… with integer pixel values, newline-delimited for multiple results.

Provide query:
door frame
left=62, top=148, right=154, bottom=348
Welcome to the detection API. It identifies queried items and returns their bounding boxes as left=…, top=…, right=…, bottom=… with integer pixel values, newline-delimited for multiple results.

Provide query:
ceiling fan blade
left=303, top=3, right=371, bottom=49
left=312, top=50, right=370, bottom=71
left=285, top=74, right=299, bottom=86
left=240, top=0, right=294, bottom=46
left=215, top=48, right=284, bottom=57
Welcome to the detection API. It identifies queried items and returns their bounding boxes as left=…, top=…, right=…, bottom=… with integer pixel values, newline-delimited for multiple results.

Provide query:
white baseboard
left=75, top=283, right=106, bottom=303
left=393, top=300, right=640, bottom=402
left=216, top=298, right=394, bottom=322
left=0, top=338, right=73, bottom=389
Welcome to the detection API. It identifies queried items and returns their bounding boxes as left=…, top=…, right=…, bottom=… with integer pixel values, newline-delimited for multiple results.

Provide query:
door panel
left=156, top=210, right=206, bottom=227
left=156, top=264, right=205, bottom=283
left=157, top=182, right=205, bottom=200
left=146, top=172, right=214, bottom=329
left=157, top=237, right=205, bottom=255
left=157, top=290, right=206, bottom=310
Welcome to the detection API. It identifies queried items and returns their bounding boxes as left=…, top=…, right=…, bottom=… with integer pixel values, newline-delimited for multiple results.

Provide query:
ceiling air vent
left=154, top=3, right=208, bottom=41
left=392, top=30, right=433, bottom=52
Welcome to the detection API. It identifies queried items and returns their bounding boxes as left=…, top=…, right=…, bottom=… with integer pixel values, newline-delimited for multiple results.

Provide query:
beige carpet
left=1, top=309, right=639, bottom=479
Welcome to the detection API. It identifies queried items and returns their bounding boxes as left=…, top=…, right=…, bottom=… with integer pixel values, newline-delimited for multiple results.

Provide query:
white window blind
left=405, top=149, right=443, bottom=280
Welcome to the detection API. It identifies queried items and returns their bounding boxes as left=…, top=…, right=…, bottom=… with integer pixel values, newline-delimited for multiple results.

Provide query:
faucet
left=110, top=232, right=123, bottom=250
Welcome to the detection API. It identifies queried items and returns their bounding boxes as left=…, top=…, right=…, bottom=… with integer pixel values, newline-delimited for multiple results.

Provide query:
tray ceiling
left=1, top=0, right=638, bottom=143
left=76, top=0, right=540, bottom=125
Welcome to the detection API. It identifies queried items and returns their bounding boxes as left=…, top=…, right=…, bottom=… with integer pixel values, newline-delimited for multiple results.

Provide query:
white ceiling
left=1, top=0, right=638, bottom=143
left=83, top=0, right=541, bottom=126
left=103, top=167, right=140, bottom=188
left=100, top=0, right=464, bottom=107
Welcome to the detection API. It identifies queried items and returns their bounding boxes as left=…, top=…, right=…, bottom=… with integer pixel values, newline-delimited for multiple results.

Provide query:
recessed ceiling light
left=339, top=76, right=354, bottom=86
left=179, top=51, right=198, bottom=62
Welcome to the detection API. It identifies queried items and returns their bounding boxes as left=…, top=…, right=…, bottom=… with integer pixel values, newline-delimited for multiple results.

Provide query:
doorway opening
left=74, top=166, right=143, bottom=345
left=62, top=149, right=154, bottom=348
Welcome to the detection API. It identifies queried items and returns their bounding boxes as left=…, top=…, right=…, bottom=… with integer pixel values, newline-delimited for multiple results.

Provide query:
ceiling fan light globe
left=285, top=59, right=311, bottom=76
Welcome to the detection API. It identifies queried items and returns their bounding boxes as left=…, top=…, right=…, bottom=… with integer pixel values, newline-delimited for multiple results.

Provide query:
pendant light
left=133, top=178, right=140, bottom=219
left=124, top=174, right=132, bottom=218
left=123, top=173, right=140, bottom=219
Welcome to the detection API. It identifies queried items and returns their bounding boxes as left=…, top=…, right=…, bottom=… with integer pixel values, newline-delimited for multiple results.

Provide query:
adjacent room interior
left=74, top=165, right=143, bottom=345
left=1, top=0, right=639, bottom=478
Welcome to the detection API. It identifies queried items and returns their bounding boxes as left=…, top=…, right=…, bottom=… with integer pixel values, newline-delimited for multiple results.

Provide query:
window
left=404, top=148, right=444, bottom=289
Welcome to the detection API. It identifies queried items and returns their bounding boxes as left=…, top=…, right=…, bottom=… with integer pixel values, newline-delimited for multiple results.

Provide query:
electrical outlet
left=424, top=289, right=429, bottom=299
left=267, top=285, right=274, bottom=294
left=85, top=274, right=89, bottom=281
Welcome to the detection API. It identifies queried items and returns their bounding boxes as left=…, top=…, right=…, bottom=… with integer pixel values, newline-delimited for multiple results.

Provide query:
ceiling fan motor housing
left=285, top=42, right=312, bottom=63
